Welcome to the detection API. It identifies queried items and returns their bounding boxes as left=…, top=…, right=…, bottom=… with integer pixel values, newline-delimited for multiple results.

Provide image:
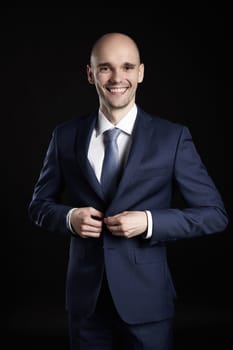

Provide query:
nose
left=109, top=68, right=122, bottom=83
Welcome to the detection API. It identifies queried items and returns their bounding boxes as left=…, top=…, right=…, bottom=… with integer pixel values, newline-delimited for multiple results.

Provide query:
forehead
left=91, top=36, right=140, bottom=66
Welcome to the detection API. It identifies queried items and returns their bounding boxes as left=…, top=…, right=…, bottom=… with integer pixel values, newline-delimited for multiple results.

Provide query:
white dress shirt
left=67, top=104, right=152, bottom=238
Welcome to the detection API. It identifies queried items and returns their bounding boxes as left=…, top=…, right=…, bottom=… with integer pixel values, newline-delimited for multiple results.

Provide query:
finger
left=80, top=231, right=101, bottom=238
left=107, top=224, right=121, bottom=232
left=89, top=207, right=104, bottom=219
left=111, top=230, right=131, bottom=238
left=88, top=217, right=103, bottom=228
left=104, top=215, right=120, bottom=225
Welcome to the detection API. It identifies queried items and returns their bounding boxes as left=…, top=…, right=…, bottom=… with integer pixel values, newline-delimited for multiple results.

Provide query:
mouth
left=106, top=87, right=128, bottom=94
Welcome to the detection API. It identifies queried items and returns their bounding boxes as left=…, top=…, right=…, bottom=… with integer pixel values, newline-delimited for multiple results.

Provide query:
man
left=29, top=32, right=228, bottom=349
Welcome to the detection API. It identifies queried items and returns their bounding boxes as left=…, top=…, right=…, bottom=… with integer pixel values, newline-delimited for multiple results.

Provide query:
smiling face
left=87, top=33, right=144, bottom=123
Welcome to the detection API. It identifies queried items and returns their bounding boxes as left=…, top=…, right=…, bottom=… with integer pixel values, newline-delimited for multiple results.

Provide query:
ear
left=86, top=64, right=94, bottom=84
left=138, top=63, right=144, bottom=83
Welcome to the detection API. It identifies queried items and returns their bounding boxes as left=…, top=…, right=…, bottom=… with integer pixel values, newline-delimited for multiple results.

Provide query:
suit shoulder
left=52, top=112, right=96, bottom=135
left=141, top=109, right=186, bottom=132
left=54, top=114, right=87, bottom=130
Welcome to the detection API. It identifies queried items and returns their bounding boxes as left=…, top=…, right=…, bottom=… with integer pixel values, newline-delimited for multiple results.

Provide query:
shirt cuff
left=66, top=208, right=78, bottom=234
left=143, top=210, right=153, bottom=239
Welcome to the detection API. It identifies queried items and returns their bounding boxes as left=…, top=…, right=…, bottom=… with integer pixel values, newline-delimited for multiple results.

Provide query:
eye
left=123, top=64, right=135, bottom=71
left=99, top=66, right=110, bottom=72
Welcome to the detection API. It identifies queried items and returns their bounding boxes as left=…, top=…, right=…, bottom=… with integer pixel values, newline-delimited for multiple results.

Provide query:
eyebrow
left=97, top=62, right=137, bottom=68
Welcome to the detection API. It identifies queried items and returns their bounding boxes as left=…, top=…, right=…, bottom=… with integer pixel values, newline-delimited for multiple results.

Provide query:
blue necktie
left=101, top=128, right=121, bottom=202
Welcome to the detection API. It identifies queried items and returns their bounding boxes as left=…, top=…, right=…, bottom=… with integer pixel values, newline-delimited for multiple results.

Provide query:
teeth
left=110, top=88, right=127, bottom=93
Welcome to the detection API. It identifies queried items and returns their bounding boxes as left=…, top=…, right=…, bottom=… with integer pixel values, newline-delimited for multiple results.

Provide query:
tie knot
left=104, top=128, right=121, bottom=143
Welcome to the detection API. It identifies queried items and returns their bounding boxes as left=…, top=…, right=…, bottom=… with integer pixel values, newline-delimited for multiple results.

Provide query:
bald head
left=86, top=32, right=144, bottom=122
left=90, top=32, right=141, bottom=66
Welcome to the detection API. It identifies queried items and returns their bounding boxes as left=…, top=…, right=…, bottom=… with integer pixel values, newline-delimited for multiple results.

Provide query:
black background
left=3, top=5, right=232, bottom=349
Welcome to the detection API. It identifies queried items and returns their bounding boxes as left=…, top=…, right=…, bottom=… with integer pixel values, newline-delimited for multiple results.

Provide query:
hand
left=104, top=211, right=148, bottom=238
left=70, top=207, right=104, bottom=238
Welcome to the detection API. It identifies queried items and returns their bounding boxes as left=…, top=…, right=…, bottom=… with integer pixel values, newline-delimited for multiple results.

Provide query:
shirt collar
left=96, top=104, right=138, bottom=136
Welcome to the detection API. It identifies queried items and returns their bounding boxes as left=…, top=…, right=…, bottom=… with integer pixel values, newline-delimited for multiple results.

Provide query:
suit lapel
left=75, top=112, right=105, bottom=201
left=109, top=109, right=155, bottom=209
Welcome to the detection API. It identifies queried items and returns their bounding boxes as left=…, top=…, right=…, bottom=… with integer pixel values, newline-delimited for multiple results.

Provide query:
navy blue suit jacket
left=29, top=106, right=228, bottom=324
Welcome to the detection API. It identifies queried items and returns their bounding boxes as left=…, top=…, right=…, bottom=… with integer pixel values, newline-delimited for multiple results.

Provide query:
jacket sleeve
left=28, top=127, right=72, bottom=235
left=150, top=126, right=228, bottom=244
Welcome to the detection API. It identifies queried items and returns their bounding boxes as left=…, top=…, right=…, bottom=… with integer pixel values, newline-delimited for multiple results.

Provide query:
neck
left=100, top=102, right=135, bottom=125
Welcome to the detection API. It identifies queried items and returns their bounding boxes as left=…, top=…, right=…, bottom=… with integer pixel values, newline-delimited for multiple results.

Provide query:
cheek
left=95, top=81, right=105, bottom=92
left=95, top=80, right=106, bottom=91
left=96, top=73, right=109, bottom=84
